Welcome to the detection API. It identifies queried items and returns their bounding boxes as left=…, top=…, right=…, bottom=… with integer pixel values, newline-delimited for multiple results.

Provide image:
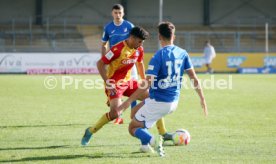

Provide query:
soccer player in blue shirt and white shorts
left=117, top=22, right=208, bottom=157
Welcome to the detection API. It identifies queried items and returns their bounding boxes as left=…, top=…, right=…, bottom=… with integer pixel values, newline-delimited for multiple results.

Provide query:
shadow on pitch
left=0, top=152, right=155, bottom=163
left=0, top=145, right=70, bottom=151
left=0, top=123, right=86, bottom=129
left=0, top=144, right=139, bottom=151
left=0, top=155, right=89, bottom=163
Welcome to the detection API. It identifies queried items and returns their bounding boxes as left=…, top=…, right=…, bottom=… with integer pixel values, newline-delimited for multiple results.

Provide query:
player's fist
left=200, top=98, right=208, bottom=117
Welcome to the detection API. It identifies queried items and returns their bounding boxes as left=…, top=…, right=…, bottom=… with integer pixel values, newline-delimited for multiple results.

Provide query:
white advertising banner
left=0, top=53, right=101, bottom=74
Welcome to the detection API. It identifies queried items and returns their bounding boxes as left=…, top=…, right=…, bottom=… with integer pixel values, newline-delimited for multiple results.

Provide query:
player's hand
left=200, top=98, right=208, bottom=117
left=105, top=79, right=117, bottom=96
left=108, top=88, right=117, bottom=96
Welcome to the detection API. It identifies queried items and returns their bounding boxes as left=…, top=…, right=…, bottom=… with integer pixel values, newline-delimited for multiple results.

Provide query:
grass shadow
left=0, top=152, right=156, bottom=163
left=0, top=145, right=71, bottom=151
left=0, top=123, right=86, bottom=129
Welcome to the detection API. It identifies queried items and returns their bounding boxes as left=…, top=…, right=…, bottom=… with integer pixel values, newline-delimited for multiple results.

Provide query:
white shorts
left=205, top=56, right=214, bottom=64
left=135, top=98, right=178, bottom=128
left=131, top=65, right=138, bottom=80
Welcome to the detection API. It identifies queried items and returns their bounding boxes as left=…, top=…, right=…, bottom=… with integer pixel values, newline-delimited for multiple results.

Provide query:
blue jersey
left=146, top=45, right=193, bottom=102
left=102, top=20, right=134, bottom=48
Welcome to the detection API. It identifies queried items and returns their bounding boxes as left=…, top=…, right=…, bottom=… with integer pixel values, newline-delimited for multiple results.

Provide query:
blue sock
left=134, top=128, right=152, bottom=145
left=131, top=101, right=137, bottom=109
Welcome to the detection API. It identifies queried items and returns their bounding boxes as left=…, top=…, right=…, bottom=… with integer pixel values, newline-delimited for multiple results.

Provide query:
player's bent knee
left=138, top=92, right=148, bottom=101
left=130, top=110, right=135, bottom=119
left=128, top=125, right=135, bottom=137
left=108, top=110, right=119, bottom=120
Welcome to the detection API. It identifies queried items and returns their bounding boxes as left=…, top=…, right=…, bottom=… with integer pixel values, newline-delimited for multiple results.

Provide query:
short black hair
left=112, top=4, right=124, bottom=10
left=130, top=26, right=149, bottom=40
left=158, top=22, right=175, bottom=40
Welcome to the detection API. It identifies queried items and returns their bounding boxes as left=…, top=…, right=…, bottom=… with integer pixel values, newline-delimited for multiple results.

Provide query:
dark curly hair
left=130, top=26, right=149, bottom=40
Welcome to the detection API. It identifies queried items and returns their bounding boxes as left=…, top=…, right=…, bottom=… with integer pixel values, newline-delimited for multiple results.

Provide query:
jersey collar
left=163, top=44, right=174, bottom=48
left=113, top=20, right=124, bottom=26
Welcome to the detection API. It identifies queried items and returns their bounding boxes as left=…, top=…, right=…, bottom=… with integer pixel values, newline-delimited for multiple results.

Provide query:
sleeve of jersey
left=129, top=22, right=134, bottom=28
left=184, top=54, right=194, bottom=70
left=146, top=54, right=161, bottom=77
left=137, top=47, right=144, bottom=62
left=101, top=27, right=109, bottom=42
left=101, top=49, right=120, bottom=64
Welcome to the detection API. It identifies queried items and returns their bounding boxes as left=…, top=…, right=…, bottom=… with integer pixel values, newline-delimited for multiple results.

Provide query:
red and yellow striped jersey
left=101, top=41, right=144, bottom=83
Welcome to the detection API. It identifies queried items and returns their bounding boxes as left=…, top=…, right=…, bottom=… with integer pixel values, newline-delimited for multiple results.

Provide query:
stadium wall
left=0, top=0, right=275, bottom=26
left=127, top=0, right=203, bottom=25
left=0, top=0, right=35, bottom=24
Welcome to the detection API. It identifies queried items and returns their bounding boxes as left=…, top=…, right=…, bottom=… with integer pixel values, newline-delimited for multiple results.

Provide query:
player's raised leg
left=129, top=115, right=165, bottom=157
left=81, top=98, right=122, bottom=146
left=131, top=103, right=174, bottom=142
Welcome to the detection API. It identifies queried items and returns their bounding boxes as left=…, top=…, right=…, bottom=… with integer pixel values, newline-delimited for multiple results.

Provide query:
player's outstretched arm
left=186, top=69, right=208, bottom=117
left=136, top=62, right=146, bottom=79
left=117, top=76, right=153, bottom=113
left=101, top=42, right=108, bottom=56
left=97, top=59, right=117, bottom=95
left=97, top=59, right=108, bottom=82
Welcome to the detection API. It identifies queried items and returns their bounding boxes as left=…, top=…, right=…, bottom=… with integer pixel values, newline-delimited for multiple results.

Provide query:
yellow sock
left=89, top=113, right=110, bottom=134
left=156, top=117, right=167, bottom=135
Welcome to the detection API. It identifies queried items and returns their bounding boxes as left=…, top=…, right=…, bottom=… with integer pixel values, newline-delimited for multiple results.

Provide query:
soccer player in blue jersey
left=101, top=4, right=134, bottom=56
left=116, top=22, right=208, bottom=156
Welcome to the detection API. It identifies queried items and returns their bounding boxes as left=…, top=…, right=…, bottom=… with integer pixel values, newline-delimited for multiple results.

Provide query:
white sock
left=149, top=136, right=155, bottom=146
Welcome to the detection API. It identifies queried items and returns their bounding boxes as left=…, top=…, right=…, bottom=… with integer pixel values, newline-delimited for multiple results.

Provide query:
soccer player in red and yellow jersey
left=81, top=27, right=149, bottom=145
left=102, top=45, right=145, bottom=99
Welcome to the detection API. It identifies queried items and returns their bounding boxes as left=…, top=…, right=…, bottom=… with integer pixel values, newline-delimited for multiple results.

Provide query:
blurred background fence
left=1, top=0, right=276, bottom=74
left=0, top=0, right=276, bottom=53
left=0, top=17, right=275, bottom=53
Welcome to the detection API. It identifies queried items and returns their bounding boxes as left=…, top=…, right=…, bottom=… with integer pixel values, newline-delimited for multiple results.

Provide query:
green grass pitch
left=0, top=74, right=275, bottom=163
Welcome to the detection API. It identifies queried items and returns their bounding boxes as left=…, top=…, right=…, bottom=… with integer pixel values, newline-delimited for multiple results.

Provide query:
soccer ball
left=172, top=129, right=191, bottom=146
